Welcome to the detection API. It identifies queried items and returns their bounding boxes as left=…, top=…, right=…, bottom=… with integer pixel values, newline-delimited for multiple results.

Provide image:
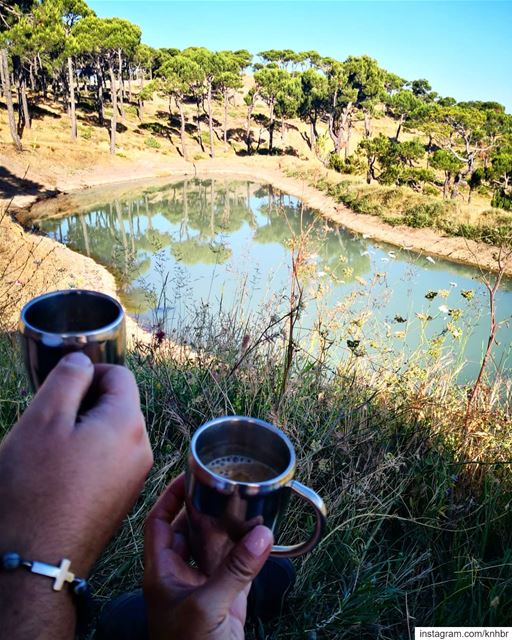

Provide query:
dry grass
left=86, top=301, right=511, bottom=637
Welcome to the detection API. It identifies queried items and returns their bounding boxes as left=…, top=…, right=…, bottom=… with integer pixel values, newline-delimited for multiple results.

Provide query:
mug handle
left=270, top=480, right=327, bottom=557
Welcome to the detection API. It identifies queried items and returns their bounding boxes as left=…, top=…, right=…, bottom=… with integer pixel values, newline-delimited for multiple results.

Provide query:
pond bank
left=0, top=213, right=145, bottom=342
left=9, top=155, right=512, bottom=278
left=2, top=157, right=511, bottom=334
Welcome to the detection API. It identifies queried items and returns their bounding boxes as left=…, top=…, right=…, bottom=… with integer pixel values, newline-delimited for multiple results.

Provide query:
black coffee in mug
left=19, top=289, right=125, bottom=390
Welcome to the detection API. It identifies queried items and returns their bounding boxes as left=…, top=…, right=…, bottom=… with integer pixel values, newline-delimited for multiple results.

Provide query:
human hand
left=0, top=352, right=154, bottom=575
left=143, top=474, right=273, bottom=640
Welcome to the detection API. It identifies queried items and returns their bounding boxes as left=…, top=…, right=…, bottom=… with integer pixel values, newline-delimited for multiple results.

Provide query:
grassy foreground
left=1, top=296, right=511, bottom=639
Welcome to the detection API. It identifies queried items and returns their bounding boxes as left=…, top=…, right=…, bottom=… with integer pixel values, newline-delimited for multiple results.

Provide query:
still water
left=36, top=178, right=512, bottom=384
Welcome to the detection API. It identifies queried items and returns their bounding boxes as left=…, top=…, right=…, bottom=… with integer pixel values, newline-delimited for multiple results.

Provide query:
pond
left=35, top=178, right=512, bottom=385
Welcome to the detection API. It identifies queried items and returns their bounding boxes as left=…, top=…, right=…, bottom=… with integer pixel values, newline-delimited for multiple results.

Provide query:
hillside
left=1, top=79, right=510, bottom=228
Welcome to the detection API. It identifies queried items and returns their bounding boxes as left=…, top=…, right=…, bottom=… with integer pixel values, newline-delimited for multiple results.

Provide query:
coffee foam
left=206, top=455, right=277, bottom=482
left=208, top=455, right=254, bottom=470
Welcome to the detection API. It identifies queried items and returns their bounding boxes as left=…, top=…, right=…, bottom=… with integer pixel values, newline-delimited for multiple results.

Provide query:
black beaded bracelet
left=1, top=552, right=90, bottom=598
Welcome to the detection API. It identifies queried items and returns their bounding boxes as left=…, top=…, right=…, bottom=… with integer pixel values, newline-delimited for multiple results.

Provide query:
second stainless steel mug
left=19, top=289, right=126, bottom=390
left=186, top=415, right=327, bottom=575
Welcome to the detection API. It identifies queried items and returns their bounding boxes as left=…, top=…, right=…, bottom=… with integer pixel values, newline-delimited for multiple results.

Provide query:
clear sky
left=88, top=1, right=512, bottom=112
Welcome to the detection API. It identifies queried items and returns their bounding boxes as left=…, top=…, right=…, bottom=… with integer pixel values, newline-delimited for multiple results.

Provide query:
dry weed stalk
left=464, top=244, right=512, bottom=429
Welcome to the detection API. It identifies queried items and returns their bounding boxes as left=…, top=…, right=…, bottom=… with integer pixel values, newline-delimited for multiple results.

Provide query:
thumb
left=26, top=351, right=95, bottom=429
left=198, top=526, right=273, bottom=611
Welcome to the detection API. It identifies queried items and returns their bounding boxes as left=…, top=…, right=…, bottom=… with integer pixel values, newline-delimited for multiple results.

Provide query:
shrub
left=402, top=202, right=445, bottom=228
left=423, top=184, right=440, bottom=197
left=144, top=136, right=161, bottom=149
left=491, top=189, right=512, bottom=211
left=328, top=153, right=345, bottom=173
left=328, top=154, right=364, bottom=175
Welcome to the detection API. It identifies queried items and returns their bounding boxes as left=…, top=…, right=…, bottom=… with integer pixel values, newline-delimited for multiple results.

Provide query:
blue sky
left=88, top=1, right=512, bottom=112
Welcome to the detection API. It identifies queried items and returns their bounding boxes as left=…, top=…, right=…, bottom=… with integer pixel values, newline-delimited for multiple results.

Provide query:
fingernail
left=243, top=526, right=273, bottom=557
left=61, top=352, right=92, bottom=368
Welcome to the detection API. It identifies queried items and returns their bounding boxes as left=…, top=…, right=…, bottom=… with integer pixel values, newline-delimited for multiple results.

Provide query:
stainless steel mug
left=186, top=415, right=327, bottom=575
left=19, top=289, right=126, bottom=391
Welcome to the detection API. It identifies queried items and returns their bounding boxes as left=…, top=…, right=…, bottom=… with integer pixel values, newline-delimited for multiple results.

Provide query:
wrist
left=0, top=520, right=101, bottom=576
left=0, top=570, right=77, bottom=640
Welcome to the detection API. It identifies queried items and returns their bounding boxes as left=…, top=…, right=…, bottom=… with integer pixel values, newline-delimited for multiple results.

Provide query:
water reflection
left=37, top=178, right=512, bottom=382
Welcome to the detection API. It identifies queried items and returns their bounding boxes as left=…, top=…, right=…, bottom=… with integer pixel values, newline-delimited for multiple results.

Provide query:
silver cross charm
left=29, top=559, right=75, bottom=591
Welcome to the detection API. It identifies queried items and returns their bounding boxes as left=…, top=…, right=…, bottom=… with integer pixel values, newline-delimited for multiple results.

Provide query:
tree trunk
left=29, top=62, right=35, bottom=91
left=328, top=113, right=339, bottom=152
left=344, top=119, right=352, bottom=162
left=335, top=106, right=351, bottom=159
left=96, top=63, right=105, bottom=126
left=309, top=120, right=316, bottom=151
left=109, top=62, right=117, bottom=154
left=443, top=172, right=450, bottom=199
left=223, top=89, right=228, bottom=150
left=40, top=55, right=47, bottom=99
left=268, top=101, right=275, bottom=154
left=364, top=110, right=372, bottom=138
left=0, top=49, right=22, bottom=151
left=207, top=80, right=214, bottom=158
left=177, top=97, right=188, bottom=161
left=128, top=67, right=132, bottom=102
left=366, top=155, right=376, bottom=184
left=68, top=57, right=77, bottom=141
left=450, top=173, right=461, bottom=199
left=395, top=114, right=404, bottom=142
left=117, top=49, right=125, bottom=120
left=246, top=100, right=254, bottom=154
left=20, top=76, right=31, bottom=131
left=196, top=99, right=204, bottom=151
left=467, top=155, right=475, bottom=178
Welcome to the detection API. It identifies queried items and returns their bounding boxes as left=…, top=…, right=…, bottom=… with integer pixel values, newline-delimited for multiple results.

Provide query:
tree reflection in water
left=38, top=178, right=371, bottom=318
left=35, top=178, right=512, bottom=383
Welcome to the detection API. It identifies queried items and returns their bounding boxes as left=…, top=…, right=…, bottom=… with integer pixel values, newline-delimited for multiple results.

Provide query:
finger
left=145, top=475, right=186, bottom=560
left=169, top=511, right=190, bottom=560
left=144, top=477, right=203, bottom=589
left=143, top=545, right=204, bottom=593
left=24, top=352, right=94, bottom=430
left=92, top=364, right=140, bottom=404
left=82, top=365, right=142, bottom=429
left=196, top=525, right=273, bottom=611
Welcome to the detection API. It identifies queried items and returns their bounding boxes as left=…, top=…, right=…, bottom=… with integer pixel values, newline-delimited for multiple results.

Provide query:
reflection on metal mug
left=19, top=289, right=125, bottom=391
left=186, top=415, right=327, bottom=575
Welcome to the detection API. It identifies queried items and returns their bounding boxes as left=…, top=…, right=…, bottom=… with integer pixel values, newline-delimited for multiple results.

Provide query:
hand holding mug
left=144, top=475, right=273, bottom=640
left=0, top=355, right=153, bottom=639
left=0, top=355, right=153, bottom=575
left=186, top=416, right=327, bottom=575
